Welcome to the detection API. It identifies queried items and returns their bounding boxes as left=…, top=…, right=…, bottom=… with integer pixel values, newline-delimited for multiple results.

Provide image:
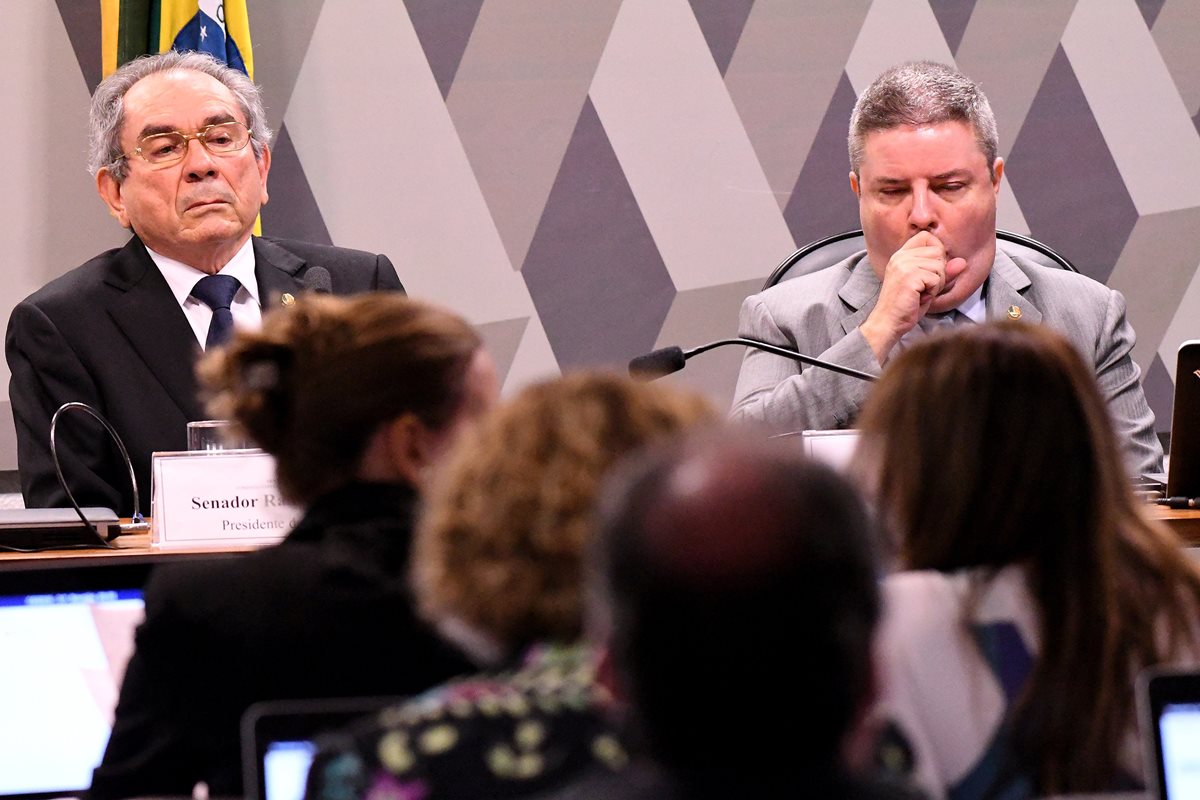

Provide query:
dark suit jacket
left=86, top=481, right=474, bottom=800
left=6, top=236, right=403, bottom=516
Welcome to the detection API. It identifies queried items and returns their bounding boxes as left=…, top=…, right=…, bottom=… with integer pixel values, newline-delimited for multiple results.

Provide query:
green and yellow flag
left=102, top=0, right=254, bottom=78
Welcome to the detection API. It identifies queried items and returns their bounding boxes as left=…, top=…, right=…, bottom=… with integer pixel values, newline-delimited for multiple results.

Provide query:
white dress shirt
left=148, top=238, right=263, bottom=349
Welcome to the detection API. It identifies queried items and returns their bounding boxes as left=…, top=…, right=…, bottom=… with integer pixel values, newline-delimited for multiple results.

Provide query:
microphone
left=629, top=338, right=876, bottom=383
left=629, top=346, right=687, bottom=378
left=302, top=266, right=333, bottom=294
left=48, top=402, right=149, bottom=547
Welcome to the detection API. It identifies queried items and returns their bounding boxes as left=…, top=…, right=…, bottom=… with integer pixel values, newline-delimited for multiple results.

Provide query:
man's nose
left=181, top=137, right=218, bottom=180
left=908, top=186, right=937, bottom=231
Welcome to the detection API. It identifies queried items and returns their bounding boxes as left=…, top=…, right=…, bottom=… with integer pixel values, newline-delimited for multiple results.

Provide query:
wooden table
left=0, top=526, right=260, bottom=571
left=1, top=507, right=1198, bottom=572
left=1152, top=506, right=1200, bottom=546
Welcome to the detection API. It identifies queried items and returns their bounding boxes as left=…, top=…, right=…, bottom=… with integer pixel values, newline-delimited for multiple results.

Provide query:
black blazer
left=86, top=482, right=474, bottom=800
left=5, top=236, right=403, bottom=516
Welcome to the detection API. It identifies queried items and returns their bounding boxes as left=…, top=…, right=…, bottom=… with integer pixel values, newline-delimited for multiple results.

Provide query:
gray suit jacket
left=730, top=247, right=1163, bottom=476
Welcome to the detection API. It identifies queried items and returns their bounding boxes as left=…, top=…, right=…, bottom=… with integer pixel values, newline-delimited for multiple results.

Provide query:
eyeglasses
left=117, top=121, right=254, bottom=167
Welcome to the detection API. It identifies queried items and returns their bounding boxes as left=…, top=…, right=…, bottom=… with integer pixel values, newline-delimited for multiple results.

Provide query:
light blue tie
left=917, top=309, right=967, bottom=335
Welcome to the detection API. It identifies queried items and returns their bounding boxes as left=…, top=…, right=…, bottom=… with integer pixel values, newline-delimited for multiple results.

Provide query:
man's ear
left=257, top=144, right=271, bottom=206
left=96, top=168, right=131, bottom=229
left=383, top=414, right=434, bottom=487
left=991, top=157, right=1005, bottom=193
left=849, top=170, right=861, bottom=198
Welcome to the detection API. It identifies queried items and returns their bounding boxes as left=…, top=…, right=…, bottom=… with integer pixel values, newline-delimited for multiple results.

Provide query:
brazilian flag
left=102, top=0, right=254, bottom=78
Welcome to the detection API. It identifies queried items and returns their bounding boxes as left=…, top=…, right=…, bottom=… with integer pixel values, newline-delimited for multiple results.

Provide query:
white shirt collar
left=148, top=237, right=259, bottom=305
left=955, top=280, right=986, bottom=323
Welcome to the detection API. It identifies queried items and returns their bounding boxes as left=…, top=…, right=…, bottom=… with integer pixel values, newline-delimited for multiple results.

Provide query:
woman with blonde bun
left=308, top=371, right=716, bottom=800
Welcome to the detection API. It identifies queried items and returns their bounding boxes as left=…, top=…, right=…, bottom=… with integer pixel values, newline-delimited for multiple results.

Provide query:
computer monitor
left=0, top=562, right=153, bottom=800
left=1167, top=341, right=1200, bottom=499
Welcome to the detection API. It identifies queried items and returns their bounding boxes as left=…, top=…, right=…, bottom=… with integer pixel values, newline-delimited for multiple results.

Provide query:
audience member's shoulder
left=880, top=570, right=970, bottom=634
left=141, top=538, right=318, bottom=613
left=145, top=548, right=264, bottom=595
left=883, top=565, right=1034, bottom=642
left=137, top=558, right=235, bottom=626
left=377, top=644, right=608, bottom=731
left=883, top=568, right=961, bottom=599
left=326, top=645, right=620, bottom=799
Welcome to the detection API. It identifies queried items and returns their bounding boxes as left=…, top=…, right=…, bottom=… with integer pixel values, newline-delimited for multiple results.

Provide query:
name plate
left=771, top=429, right=860, bottom=473
left=801, top=429, right=860, bottom=472
left=151, top=449, right=302, bottom=548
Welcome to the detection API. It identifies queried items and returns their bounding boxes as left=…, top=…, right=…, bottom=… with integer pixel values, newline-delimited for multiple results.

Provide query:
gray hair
left=88, top=51, right=273, bottom=181
left=848, top=61, right=998, bottom=178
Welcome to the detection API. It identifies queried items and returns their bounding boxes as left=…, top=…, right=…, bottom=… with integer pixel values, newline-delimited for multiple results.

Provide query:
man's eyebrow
left=201, top=113, right=238, bottom=127
left=137, top=123, right=178, bottom=139
left=869, top=170, right=972, bottom=187
left=136, top=114, right=238, bottom=140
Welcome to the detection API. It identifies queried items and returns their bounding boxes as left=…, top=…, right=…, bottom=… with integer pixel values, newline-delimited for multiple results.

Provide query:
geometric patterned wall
left=7, top=0, right=1200, bottom=469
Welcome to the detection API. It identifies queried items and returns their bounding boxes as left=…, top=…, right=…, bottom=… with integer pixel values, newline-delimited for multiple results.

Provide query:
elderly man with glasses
left=6, top=51, right=403, bottom=517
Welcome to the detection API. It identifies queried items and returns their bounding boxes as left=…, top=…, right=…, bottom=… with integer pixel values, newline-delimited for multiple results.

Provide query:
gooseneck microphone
left=629, top=338, right=876, bottom=383
left=49, top=402, right=148, bottom=547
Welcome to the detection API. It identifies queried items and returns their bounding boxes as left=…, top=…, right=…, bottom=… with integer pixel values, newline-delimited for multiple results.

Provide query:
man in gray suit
left=731, top=61, right=1161, bottom=476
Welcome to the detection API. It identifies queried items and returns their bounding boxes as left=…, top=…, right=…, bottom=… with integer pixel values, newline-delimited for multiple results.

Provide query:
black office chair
left=761, top=229, right=1077, bottom=291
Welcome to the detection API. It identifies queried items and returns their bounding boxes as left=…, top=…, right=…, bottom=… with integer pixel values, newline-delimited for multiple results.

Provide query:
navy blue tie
left=191, top=274, right=242, bottom=349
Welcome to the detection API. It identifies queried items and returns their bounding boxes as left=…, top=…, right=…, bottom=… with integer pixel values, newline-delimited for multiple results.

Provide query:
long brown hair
left=199, top=293, right=481, bottom=505
left=856, top=321, right=1200, bottom=795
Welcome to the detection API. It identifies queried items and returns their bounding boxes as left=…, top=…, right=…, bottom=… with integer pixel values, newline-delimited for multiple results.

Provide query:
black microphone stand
left=631, top=338, right=876, bottom=383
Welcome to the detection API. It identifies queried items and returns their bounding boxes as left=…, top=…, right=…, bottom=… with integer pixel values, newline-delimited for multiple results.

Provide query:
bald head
left=592, top=436, right=881, bottom=780
left=632, top=445, right=834, bottom=584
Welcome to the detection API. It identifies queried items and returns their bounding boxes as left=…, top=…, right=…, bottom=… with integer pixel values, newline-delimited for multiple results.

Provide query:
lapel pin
left=281, top=293, right=296, bottom=307
left=1007, top=305, right=1021, bottom=320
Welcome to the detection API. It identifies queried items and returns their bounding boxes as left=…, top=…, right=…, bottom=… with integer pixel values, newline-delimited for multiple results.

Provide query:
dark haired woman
left=89, top=294, right=495, bottom=800
left=856, top=322, right=1200, bottom=800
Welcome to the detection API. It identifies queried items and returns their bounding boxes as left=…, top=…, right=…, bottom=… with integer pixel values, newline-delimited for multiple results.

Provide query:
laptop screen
left=0, top=583, right=145, bottom=798
left=1142, top=669, right=1200, bottom=800
left=263, top=740, right=319, bottom=800
left=243, top=697, right=401, bottom=800
left=1159, top=701, right=1200, bottom=799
